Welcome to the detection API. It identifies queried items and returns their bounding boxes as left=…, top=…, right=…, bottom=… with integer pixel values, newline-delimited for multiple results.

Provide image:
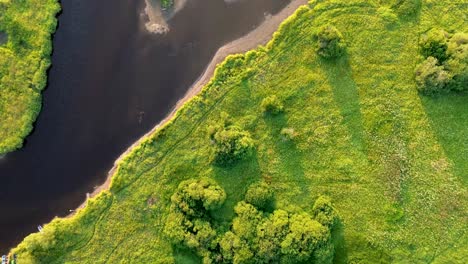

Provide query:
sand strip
left=71, top=0, right=309, bottom=215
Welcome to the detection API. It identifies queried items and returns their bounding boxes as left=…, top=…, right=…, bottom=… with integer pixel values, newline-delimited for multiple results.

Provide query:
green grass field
left=0, top=0, right=59, bottom=154
left=11, top=0, right=467, bottom=263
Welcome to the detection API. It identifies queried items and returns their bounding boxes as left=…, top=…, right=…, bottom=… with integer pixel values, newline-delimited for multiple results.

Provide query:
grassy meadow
left=0, top=0, right=59, bottom=154
left=11, top=0, right=467, bottom=263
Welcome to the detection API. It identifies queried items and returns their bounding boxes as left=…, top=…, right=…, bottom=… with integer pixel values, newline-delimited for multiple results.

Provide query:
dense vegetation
left=415, top=29, right=467, bottom=94
left=164, top=178, right=337, bottom=263
left=0, top=0, right=60, bottom=154
left=11, top=0, right=467, bottom=263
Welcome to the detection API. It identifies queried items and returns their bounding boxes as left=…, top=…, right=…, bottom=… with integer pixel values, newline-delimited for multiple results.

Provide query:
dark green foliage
left=416, top=30, right=467, bottom=95
left=244, top=181, right=274, bottom=210
left=170, top=178, right=226, bottom=217
left=312, top=195, right=339, bottom=228
left=281, top=213, right=332, bottom=263
left=164, top=179, right=226, bottom=263
left=211, top=125, right=255, bottom=166
left=419, top=29, right=450, bottom=63
left=317, top=25, right=346, bottom=59
left=415, top=57, right=452, bottom=94
left=226, top=203, right=334, bottom=264
left=445, top=32, right=468, bottom=91
left=165, top=183, right=336, bottom=263
left=261, top=95, right=284, bottom=115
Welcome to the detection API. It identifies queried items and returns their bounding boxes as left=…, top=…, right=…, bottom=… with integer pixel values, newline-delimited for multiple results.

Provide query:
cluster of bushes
left=415, top=29, right=467, bottom=95
left=209, top=120, right=255, bottom=166
left=164, top=179, right=338, bottom=263
left=164, top=178, right=226, bottom=260
left=316, top=25, right=346, bottom=59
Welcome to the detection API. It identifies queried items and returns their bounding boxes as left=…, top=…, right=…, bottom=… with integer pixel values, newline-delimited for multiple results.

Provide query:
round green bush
left=312, top=195, right=339, bottom=228
left=245, top=181, right=274, bottom=210
left=317, top=25, right=346, bottom=59
left=415, top=56, right=452, bottom=95
left=419, top=29, right=450, bottom=63
left=212, top=125, right=255, bottom=166
left=170, top=178, right=226, bottom=217
left=261, top=95, right=284, bottom=115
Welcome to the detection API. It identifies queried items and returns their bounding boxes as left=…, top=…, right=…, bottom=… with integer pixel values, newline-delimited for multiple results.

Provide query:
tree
left=281, top=213, right=332, bottom=263
left=219, top=232, right=254, bottom=264
left=415, top=56, right=452, bottom=94
left=245, top=181, right=274, bottom=210
left=232, top=202, right=264, bottom=242
left=317, top=25, right=346, bottom=59
left=211, top=125, right=255, bottom=166
left=261, top=95, right=284, bottom=115
left=312, top=195, right=339, bottom=228
left=170, top=178, right=226, bottom=217
left=445, top=32, right=468, bottom=92
left=256, top=209, right=290, bottom=263
left=419, top=29, right=450, bottom=63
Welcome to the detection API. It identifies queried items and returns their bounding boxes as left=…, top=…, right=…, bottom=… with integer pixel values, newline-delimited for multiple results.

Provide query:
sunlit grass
left=0, top=0, right=59, bottom=154
left=11, top=0, right=467, bottom=263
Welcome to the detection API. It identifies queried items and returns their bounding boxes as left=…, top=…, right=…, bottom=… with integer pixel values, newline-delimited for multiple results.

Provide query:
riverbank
left=0, top=0, right=60, bottom=155
left=12, top=0, right=468, bottom=262
left=71, top=0, right=309, bottom=216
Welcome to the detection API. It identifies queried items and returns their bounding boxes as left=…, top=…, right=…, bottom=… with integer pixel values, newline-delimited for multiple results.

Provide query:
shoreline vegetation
left=71, top=0, right=309, bottom=219
left=10, top=0, right=468, bottom=263
left=0, top=0, right=60, bottom=155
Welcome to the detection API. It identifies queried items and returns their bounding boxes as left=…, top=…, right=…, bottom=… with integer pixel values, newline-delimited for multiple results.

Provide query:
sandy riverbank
left=70, top=0, right=309, bottom=216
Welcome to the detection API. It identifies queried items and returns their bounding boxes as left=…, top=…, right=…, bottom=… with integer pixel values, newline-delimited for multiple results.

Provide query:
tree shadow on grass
left=420, top=92, right=468, bottom=183
left=264, top=113, right=309, bottom=203
left=332, top=219, right=349, bottom=264
left=211, top=152, right=263, bottom=221
left=0, top=31, right=7, bottom=46
left=321, top=56, right=367, bottom=154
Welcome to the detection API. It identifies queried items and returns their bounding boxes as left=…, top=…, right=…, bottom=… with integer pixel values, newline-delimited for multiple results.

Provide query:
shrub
left=317, top=25, right=346, bottom=59
left=415, top=57, right=452, bottom=94
left=281, top=213, right=332, bottom=263
left=312, top=195, right=339, bottom=228
left=445, top=32, right=468, bottom=91
left=245, top=181, right=274, bottom=210
left=261, top=95, right=284, bottom=115
left=419, top=29, right=450, bottom=63
left=212, top=125, right=255, bottom=166
left=164, top=179, right=226, bottom=263
left=170, top=178, right=226, bottom=217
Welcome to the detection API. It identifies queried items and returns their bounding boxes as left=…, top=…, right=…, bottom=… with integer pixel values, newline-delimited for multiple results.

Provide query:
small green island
left=0, top=0, right=59, bottom=154
left=3, top=0, right=468, bottom=263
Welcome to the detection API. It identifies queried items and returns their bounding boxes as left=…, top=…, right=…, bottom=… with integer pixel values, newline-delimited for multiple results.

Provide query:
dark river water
left=0, top=0, right=290, bottom=252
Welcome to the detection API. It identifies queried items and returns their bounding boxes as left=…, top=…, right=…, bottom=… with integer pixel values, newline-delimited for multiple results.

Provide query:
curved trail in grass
left=70, top=0, right=309, bottom=215
left=64, top=0, right=309, bottom=255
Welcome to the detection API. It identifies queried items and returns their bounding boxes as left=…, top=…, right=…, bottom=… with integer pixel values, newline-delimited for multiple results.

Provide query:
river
left=0, top=0, right=291, bottom=252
